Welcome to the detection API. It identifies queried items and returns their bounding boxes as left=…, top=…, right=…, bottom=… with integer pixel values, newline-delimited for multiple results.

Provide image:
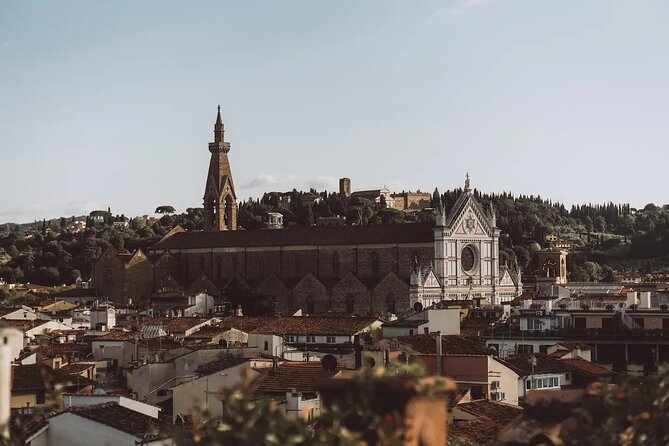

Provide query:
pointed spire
left=214, top=105, right=224, bottom=143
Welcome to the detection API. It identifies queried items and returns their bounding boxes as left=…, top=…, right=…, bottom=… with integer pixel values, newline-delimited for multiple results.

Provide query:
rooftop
left=396, top=335, right=496, bottom=356
left=250, top=316, right=379, bottom=336
left=151, top=222, right=434, bottom=250
left=66, top=402, right=166, bottom=440
left=254, top=361, right=339, bottom=395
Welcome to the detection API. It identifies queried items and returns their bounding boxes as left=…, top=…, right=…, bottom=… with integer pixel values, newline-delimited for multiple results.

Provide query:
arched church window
left=345, top=293, right=355, bottom=314
left=294, top=255, right=301, bottom=277
left=332, top=252, right=339, bottom=277
left=371, top=252, right=380, bottom=279
left=385, top=293, right=396, bottom=315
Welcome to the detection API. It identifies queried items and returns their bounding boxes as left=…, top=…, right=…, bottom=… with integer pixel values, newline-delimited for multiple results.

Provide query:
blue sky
left=1, top=0, right=668, bottom=223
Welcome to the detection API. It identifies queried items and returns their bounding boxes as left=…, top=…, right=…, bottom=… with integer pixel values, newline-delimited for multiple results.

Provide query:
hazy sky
left=1, top=1, right=668, bottom=224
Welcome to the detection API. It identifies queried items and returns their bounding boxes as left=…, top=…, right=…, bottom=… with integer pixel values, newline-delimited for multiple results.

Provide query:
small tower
left=339, top=178, right=351, bottom=197
left=203, top=106, right=238, bottom=231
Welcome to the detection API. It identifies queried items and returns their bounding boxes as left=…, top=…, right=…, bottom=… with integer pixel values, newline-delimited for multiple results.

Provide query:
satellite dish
left=321, top=354, right=338, bottom=372
left=413, top=302, right=423, bottom=312
left=364, top=357, right=376, bottom=369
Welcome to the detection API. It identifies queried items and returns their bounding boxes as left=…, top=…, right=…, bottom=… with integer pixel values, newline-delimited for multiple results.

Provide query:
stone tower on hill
left=203, top=106, right=237, bottom=231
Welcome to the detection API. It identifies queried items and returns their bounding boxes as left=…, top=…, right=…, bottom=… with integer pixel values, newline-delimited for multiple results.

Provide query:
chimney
left=436, top=331, right=443, bottom=376
left=236, top=305, right=243, bottom=317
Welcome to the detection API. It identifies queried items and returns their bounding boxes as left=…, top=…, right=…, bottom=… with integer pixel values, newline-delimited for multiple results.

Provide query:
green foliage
left=173, top=364, right=446, bottom=446
left=570, top=364, right=669, bottom=446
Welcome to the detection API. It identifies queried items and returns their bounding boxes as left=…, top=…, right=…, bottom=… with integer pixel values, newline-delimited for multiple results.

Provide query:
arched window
left=294, top=255, right=301, bottom=277
left=386, top=293, right=396, bottom=315
left=345, top=293, right=355, bottom=313
left=371, top=252, right=380, bottom=278
left=332, top=252, right=339, bottom=277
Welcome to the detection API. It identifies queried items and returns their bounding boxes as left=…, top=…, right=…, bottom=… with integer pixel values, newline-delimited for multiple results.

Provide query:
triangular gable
left=422, top=269, right=442, bottom=289
left=159, top=274, right=184, bottom=292
left=220, top=174, right=237, bottom=199
left=188, top=273, right=220, bottom=295
left=332, top=271, right=368, bottom=294
left=444, top=192, right=494, bottom=236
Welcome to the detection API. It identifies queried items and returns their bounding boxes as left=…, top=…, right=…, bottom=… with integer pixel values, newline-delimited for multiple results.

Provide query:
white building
left=410, top=175, right=522, bottom=308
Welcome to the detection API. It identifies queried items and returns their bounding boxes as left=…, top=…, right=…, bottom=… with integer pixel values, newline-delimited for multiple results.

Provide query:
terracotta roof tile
left=152, top=222, right=434, bottom=250
left=9, top=414, right=47, bottom=443
left=142, top=317, right=212, bottom=333
left=67, top=402, right=166, bottom=439
left=397, top=335, right=495, bottom=356
left=560, top=358, right=615, bottom=377
left=250, top=316, right=379, bottom=336
left=11, top=363, right=90, bottom=392
left=254, top=361, right=338, bottom=395
left=502, top=353, right=575, bottom=376
left=197, top=357, right=248, bottom=375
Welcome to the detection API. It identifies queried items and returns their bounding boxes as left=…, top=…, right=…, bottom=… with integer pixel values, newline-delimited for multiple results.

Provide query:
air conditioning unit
left=490, top=380, right=500, bottom=390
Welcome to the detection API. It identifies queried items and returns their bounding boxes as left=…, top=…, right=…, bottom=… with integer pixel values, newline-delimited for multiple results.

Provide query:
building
left=93, top=111, right=521, bottom=313
left=203, top=106, right=237, bottom=231
left=410, top=175, right=522, bottom=308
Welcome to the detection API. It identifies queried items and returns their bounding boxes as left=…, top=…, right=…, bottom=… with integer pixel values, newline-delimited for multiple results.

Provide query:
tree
left=155, top=205, right=176, bottom=214
left=601, top=265, right=618, bottom=283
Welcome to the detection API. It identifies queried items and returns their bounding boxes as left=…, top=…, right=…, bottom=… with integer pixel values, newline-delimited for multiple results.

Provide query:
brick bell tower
left=203, top=106, right=237, bottom=231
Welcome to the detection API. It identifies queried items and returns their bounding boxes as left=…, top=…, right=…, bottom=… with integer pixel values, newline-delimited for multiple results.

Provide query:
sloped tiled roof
left=560, top=358, right=615, bottom=377
left=196, top=357, right=249, bottom=375
left=94, top=330, right=133, bottom=341
left=396, top=335, right=495, bottom=356
left=502, top=353, right=574, bottom=376
left=9, top=414, right=47, bottom=443
left=141, top=317, right=212, bottom=333
left=35, top=342, right=92, bottom=362
left=11, top=363, right=89, bottom=392
left=152, top=222, right=434, bottom=250
left=250, top=316, right=379, bottom=336
left=254, top=361, right=339, bottom=395
left=383, top=319, right=427, bottom=328
left=452, top=401, right=523, bottom=445
left=67, top=402, right=166, bottom=439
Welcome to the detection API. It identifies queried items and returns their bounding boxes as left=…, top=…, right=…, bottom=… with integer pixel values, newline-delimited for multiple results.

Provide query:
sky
left=1, top=0, right=668, bottom=224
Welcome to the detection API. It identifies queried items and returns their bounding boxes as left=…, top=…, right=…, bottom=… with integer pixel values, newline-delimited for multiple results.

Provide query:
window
left=602, top=317, right=614, bottom=329
left=306, top=295, right=315, bottom=314
left=528, top=376, right=560, bottom=390
left=285, top=335, right=296, bottom=343
left=36, top=391, right=45, bottom=405
left=306, top=336, right=316, bottom=343
left=470, top=386, right=484, bottom=400
left=574, top=317, right=586, bottom=329
left=385, top=294, right=396, bottom=315
left=345, top=294, right=355, bottom=313
left=294, top=255, right=301, bottom=277
left=326, top=336, right=336, bottom=344
left=409, top=329, right=414, bottom=336
left=371, top=252, right=380, bottom=278
left=518, top=344, right=533, bottom=354
left=157, top=389, right=168, bottom=397
left=332, top=252, right=339, bottom=277
left=527, top=319, right=542, bottom=330
left=264, top=341, right=269, bottom=351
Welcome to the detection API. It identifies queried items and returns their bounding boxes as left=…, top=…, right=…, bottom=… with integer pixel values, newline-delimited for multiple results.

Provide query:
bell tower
left=203, top=106, right=237, bottom=231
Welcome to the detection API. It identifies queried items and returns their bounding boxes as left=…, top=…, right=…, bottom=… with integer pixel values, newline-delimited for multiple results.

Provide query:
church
left=93, top=108, right=522, bottom=314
